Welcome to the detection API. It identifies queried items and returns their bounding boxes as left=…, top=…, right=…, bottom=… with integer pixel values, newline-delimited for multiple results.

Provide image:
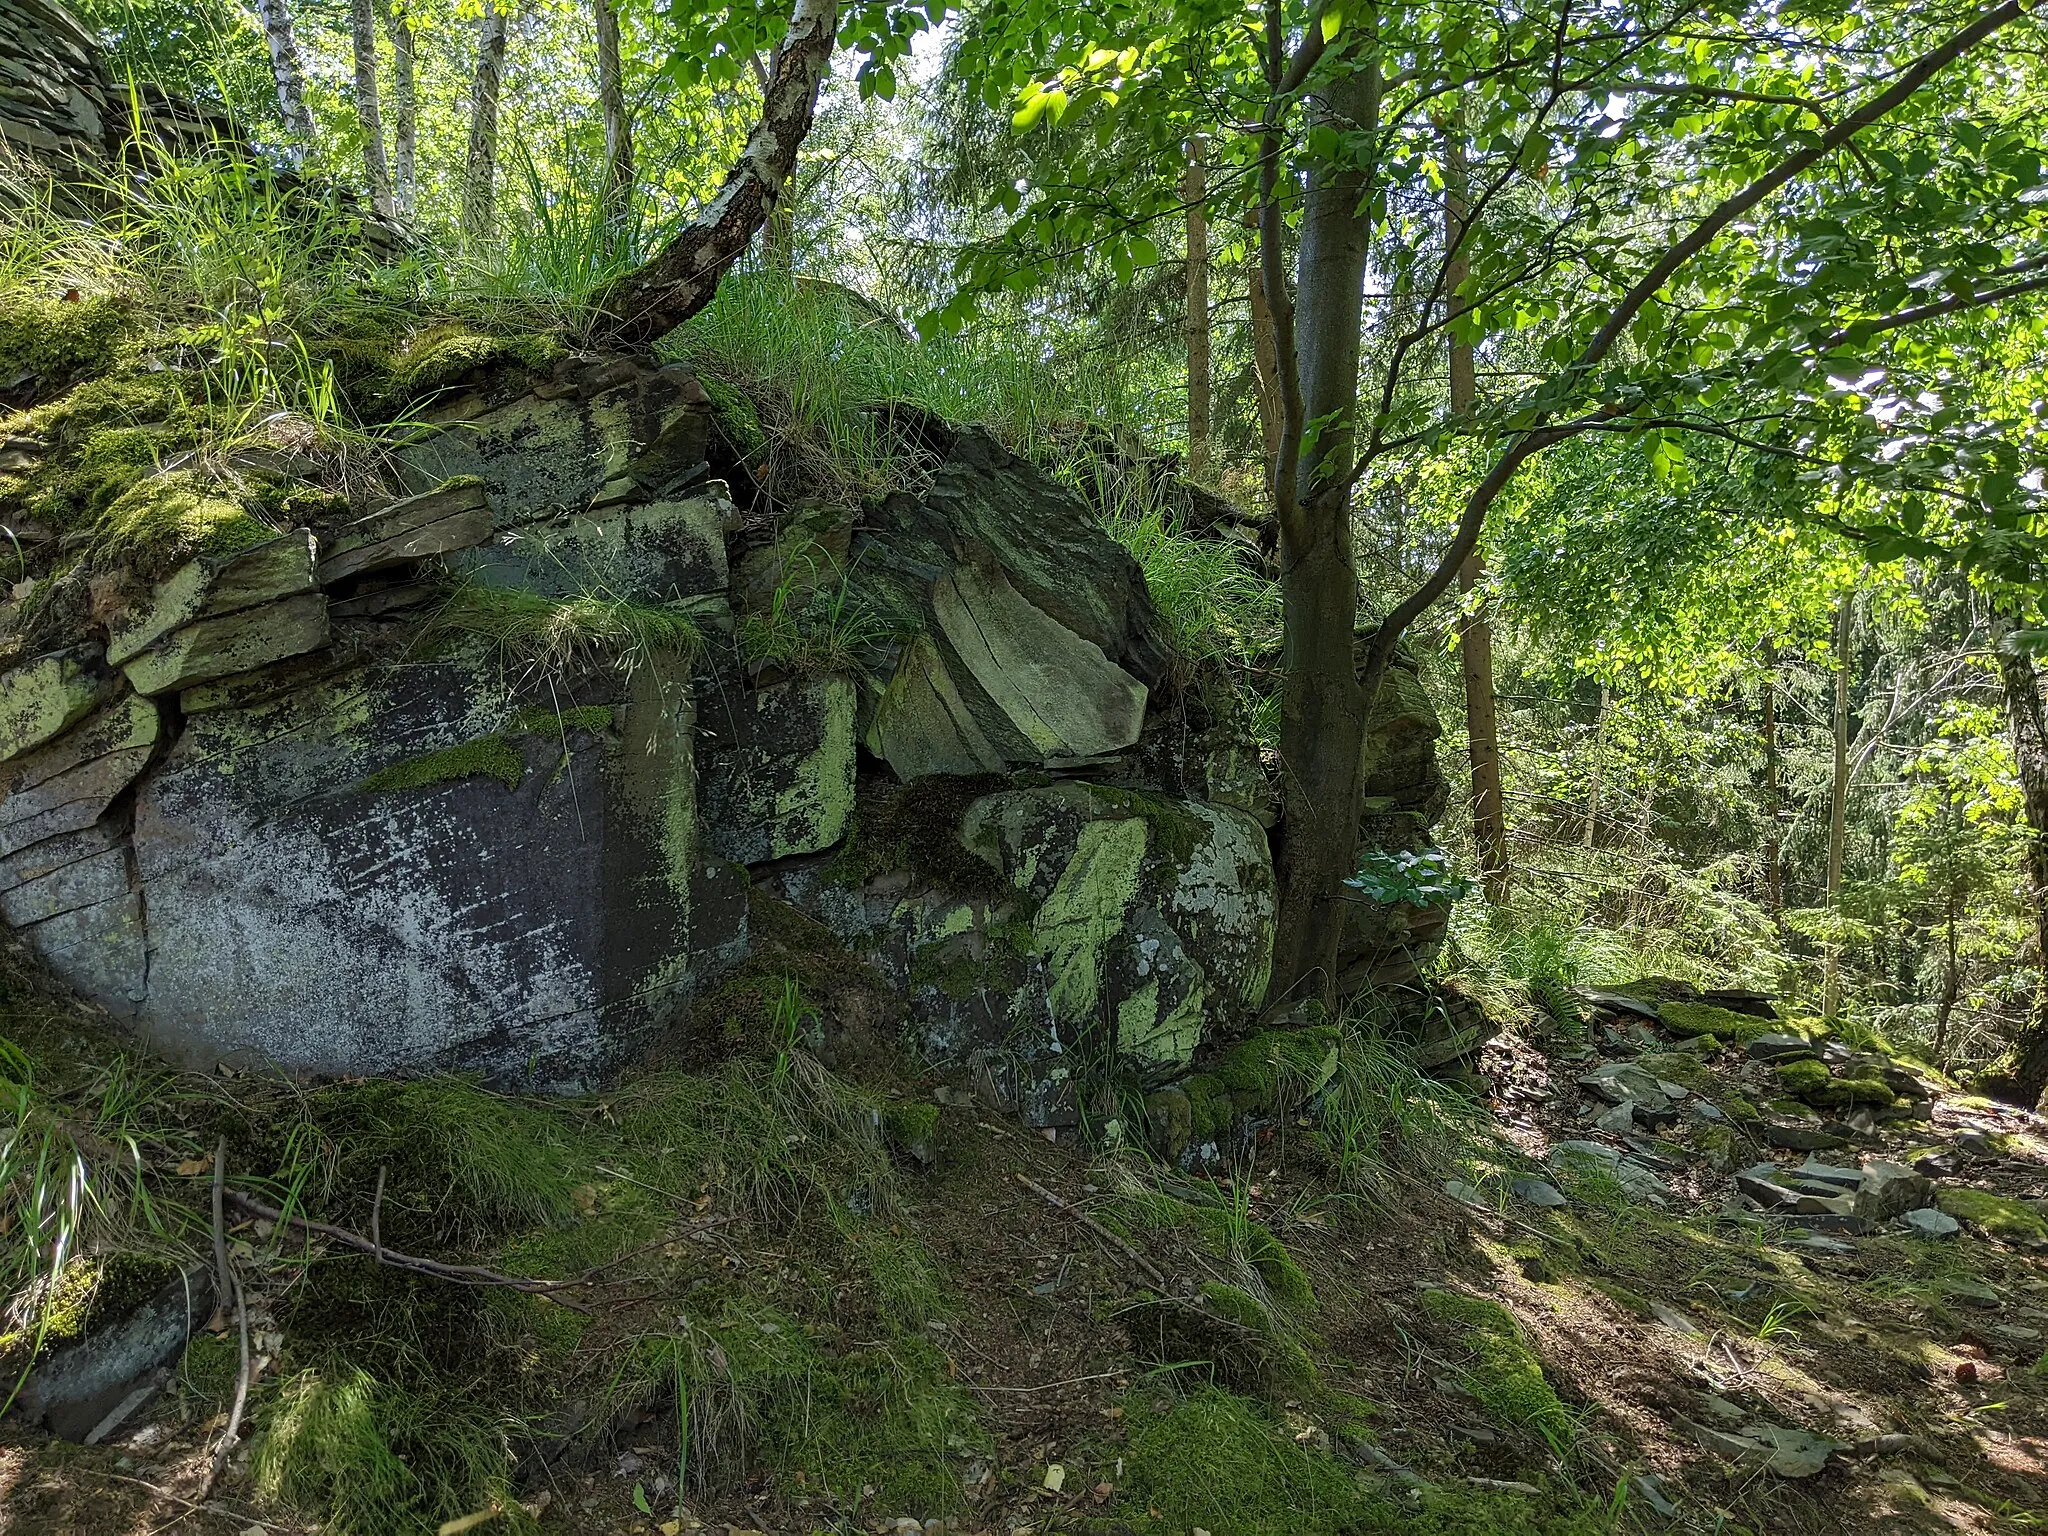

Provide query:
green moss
left=836, top=774, right=1010, bottom=898
left=1659, top=1001, right=1774, bottom=1044
left=1419, top=1289, right=1576, bottom=1456
left=1200, top=1280, right=1319, bottom=1389
left=385, top=326, right=566, bottom=401
left=1773, top=1058, right=1895, bottom=1108
left=0, top=1253, right=179, bottom=1372
left=93, top=469, right=275, bottom=577
left=356, top=736, right=526, bottom=795
left=1636, top=1051, right=1716, bottom=1091
left=1212, top=1026, right=1340, bottom=1113
left=1115, top=1388, right=1606, bottom=1536
left=1775, top=1059, right=1831, bottom=1096
left=511, top=704, right=615, bottom=737
left=252, top=1362, right=531, bottom=1536
left=0, top=293, right=134, bottom=392
left=1936, top=1188, right=2048, bottom=1242
left=1182, top=1072, right=1234, bottom=1140
left=882, top=1100, right=939, bottom=1163
left=1719, top=1091, right=1763, bottom=1124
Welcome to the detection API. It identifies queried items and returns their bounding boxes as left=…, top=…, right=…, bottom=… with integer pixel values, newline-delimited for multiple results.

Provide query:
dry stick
left=222, top=1189, right=595, bottom=1313
left=202, top=1143, right=253, bottom=1500
left=371, top=1164, right=387, bottom=1264
left=1014, top=1174, right=1170, bottom=1291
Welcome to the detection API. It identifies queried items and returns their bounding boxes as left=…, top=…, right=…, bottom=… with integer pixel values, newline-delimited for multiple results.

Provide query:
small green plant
left=738, top=556, right=888, bottom=677
left=1345, top=846, right=1475, bottom=909
left=1754, top=1299, right=1808, bottom=1341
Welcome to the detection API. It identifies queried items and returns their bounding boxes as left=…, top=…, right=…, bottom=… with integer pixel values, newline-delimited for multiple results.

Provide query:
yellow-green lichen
left=1034, top=816, right=1146, bottom=1027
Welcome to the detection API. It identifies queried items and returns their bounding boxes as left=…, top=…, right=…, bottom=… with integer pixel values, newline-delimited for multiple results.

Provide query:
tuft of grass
left=1315, top=1016, right=1498, bottom=1200
left=1102, top=497, right=1278, bottom=667
left=433, top=580, right=704, bottom=682
left=252, top=1362, right=533, bottom=1536
left=1418, top=1289, right=1577, bottom=1459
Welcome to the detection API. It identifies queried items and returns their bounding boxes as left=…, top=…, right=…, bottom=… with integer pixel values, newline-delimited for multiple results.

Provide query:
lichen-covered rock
left=700, top=674, right=856, bottom=864
left=120, top=592, right=330, bottom=696
left=0, top=644, right=113, bottom=762
left=318, top=478, right=491, bottom=584
left=452, top=491, right=731, bottom=608
left=126, top=648, right=735, bottom=1084
left=106, top=529, right=318, bottom=665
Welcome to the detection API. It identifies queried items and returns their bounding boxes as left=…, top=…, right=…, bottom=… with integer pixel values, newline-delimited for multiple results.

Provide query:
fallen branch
left=222, top=1189, right=595, bottom=1314
left=1015, top=1174, right=1171, bottom=1291
left=202, top=1139, right=252, bottom=1500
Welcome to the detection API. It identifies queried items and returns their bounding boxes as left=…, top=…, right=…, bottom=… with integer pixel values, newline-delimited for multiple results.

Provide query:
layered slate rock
left=318, top=479, right=491, bottom=584
left=0, top=645, right=114, bottom=762
left=699, top=674, right=856, bottom=865
left=130, top=649, right=732, bottom=1085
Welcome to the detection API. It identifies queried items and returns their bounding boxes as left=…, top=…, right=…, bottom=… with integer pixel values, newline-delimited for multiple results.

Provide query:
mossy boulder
left=0, top=291, right=134, bottom=398
left=1936, top=1188, right=2048, bottom=1243
left=1661, top=1000, right=1776, bottom=1044
left=1775, top=1058, right=1897, bottom=1109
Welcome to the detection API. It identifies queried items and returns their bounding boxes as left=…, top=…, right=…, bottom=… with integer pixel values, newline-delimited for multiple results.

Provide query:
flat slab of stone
left=121, top=593, right=329, bottom=696
left=0, top=646, right=114, bottom=763
left=931, top=559, right=1147, bottom=764
left=122, top=651, right=731, bottom=1083
left=1748, top=1032, right=1818, bottom=1063
left=867, top=630, right=1009, bottom=778
left=449, top=492, right=728, bottom=604
left=700, top=674, right=856, bottom=865
left=107, top=530, right=317, bottom=665
left=318, top=479, right=493, bottom=584
left=0, top=694, right=159, bottom=857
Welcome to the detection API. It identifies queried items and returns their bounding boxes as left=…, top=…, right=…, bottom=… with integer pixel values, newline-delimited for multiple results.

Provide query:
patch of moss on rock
left=1211, top=1026, right=1340, bottom=1114
left=1181, top=1072, right=1234, bottom=1141
left=96, top=470, right=275, bottom=578
left=356, top=736, right=526, bottom=795
left=512, top=704, right=614, bottom=737
left=385, top=326, right=566, bottom=403
left=0, top=292, right=135, bottom=394
left=1659, top=1000, right=1773, bottom=1044
left=1774, top=1058, right=1895, bottom=1109
left=0, top=1252, right=179, bottom=1372
left=835, top=773, right=1010, bottom=898
left=1936, top=1188, right=2048, bottom=1243
left=882, top=1100, right=939, bottom=1164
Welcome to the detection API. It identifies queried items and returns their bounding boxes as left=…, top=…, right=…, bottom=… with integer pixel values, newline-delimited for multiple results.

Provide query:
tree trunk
left=252, top=0, right=316, bottom=143
left=595, top=0, right=837, bottom=345
left=1445, top=124, right=1506, bottom=902
left=1933, top=901, right=1961, bottom=1064
left=379, top=0, right=417, bottom=217
left=1585, top=684, right=1607, bottom=846
left=1247, top=260, right=1282, bottom=495
left=1992, top=621, right=2048, bottom=1107
left=1183, top=137, right=1211, bottom=482
left=593, top=0, right=634, bottom=228
left=1761, top=639, right=1782, bottom=912
left=348, top=0, right=391, bottom=218
left=462, top=0, right=510, bottom=245
left=1823, top=597, right=1852, bottom=1026
left=1268, top=56, right=1381, bottom=1008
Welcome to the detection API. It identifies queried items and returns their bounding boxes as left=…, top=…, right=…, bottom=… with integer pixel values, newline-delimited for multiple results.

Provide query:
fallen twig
left=224, top=1189, right=596, bottom=1313
left=1015, top=1174, right=1171, bottom=1290
left=202, top=1140, right=252, bottom=1500
left=371, top=1164, right=387, bottom=1263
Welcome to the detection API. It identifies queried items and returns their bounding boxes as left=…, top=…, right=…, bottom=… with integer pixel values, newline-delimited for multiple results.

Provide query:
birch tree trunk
left=379, top=0, right=418, bottom=217
left=348, top=0, right=392, bottom=217
left=1183, top=137, right=1210, bottom=482
left=595, top=0, right=837, bottom=345
left=463, top=0, right=510, bottom=245
left=253, top=0, right=316, bottom=143
left=593, top=0, right=634, bottom=227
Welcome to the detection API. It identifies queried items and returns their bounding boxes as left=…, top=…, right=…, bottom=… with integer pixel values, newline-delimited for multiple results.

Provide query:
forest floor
left=1, top=964, right=2045, bottom=1536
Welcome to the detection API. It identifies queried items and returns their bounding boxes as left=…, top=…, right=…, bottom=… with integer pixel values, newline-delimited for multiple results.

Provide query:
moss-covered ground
left=3, top=939, right=2047, bottom=1536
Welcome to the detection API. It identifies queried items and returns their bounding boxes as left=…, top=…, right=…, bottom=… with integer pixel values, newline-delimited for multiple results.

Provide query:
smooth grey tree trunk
left=379, top=0, right=417, bottom=217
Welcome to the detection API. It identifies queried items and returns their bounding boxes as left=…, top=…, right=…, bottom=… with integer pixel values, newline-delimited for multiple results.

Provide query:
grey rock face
left=1853, top=1159, right=1936, bottom=1222
left=14, top=1261, right=213, bottom=1442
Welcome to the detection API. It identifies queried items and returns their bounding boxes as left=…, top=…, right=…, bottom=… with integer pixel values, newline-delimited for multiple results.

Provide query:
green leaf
left=633, top=1485, right=652, bottom=1515
left=1320, top=5, right=1343, bottom=42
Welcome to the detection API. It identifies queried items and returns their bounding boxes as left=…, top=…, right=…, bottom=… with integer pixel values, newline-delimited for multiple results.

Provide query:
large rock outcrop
left=0, top=316, right=1449, bottom=1106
